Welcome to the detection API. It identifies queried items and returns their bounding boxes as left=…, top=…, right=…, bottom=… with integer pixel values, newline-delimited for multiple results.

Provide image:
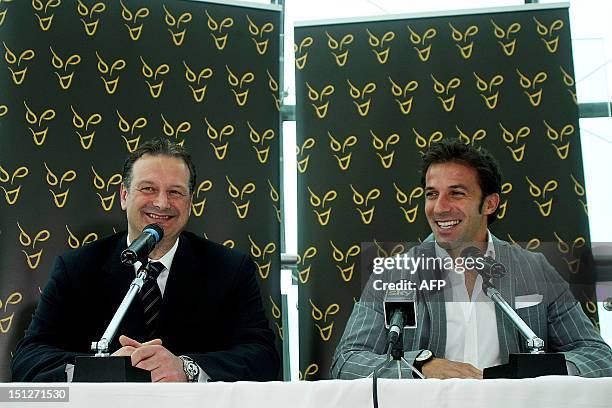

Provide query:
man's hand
left=131, top=344, right=187, bottom=382
left=421, top=358, right=483, bottom=379
left=111, top=335, right=162, bottom=357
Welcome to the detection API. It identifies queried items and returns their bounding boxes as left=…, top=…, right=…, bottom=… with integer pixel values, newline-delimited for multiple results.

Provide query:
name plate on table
left=484, top=353, right=567, bottom=379
left=73, top=356, right=151, bottom=382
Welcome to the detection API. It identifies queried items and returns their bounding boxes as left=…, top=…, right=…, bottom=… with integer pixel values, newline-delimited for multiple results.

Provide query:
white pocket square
left=515, top=294, right=543, bottom=309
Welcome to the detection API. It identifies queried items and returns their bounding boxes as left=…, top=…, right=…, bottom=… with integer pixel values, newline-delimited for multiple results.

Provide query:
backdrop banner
left=295, top=4, right=594, bottom=380
left=0, top=0, right=282, bottom=381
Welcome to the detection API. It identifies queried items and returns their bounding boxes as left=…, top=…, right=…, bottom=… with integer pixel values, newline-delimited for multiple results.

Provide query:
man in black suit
left=11, top=138, right=279, bottom=382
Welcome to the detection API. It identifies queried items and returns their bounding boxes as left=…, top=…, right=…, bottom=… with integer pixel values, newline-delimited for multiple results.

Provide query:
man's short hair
left=122, top=138, right=197, bottom=193
left=420, top=139, right=502, bottom=224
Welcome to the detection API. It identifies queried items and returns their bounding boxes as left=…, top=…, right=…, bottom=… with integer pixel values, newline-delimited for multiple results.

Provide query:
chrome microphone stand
left=371, top=336, right=425, bottom=379
left=91, top=263, right=152, bottom=356
left=482, top=280, right=545, bottom=353
left=371, top=334, right=424, bottom=408
left=482, top=278, right=566, bottom=378
left=73, top=262, right=156, bottom=382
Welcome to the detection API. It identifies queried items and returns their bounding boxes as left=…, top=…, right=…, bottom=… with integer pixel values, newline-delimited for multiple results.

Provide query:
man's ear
left=120, top=183, right=128, bottom=210
left=483, top=193, right=500, bottom=215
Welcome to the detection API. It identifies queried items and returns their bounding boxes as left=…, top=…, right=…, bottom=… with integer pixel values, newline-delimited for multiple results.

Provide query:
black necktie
left=140, top=261, right=164, bottom=340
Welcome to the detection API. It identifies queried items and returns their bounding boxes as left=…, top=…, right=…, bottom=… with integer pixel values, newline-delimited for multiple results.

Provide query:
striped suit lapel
left=492, top=237, right=520, bottom=361
left=418, top=242, right=446, bottom=357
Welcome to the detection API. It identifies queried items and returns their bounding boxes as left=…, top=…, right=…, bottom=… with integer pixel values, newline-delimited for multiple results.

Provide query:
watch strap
left=413, top=349, right=434, bottom=373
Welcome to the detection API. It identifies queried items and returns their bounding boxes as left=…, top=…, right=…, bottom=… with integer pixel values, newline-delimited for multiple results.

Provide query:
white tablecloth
left=3, top=377, right=611, bottom=408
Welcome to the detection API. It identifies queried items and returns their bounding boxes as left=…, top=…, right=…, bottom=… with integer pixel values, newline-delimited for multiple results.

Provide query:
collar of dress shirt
left=126, top=235, right=180, bottom=275
left=434, top=229, right=496, bottom=262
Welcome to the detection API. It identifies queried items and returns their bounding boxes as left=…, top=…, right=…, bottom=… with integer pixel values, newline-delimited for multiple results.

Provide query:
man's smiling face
left=424, top=161, right=498, bottom=256
left=120, top=154, right=192, bottom=254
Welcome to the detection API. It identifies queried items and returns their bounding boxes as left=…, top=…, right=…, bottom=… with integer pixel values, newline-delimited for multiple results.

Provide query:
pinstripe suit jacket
left=331, top=235, right=612, bottom=378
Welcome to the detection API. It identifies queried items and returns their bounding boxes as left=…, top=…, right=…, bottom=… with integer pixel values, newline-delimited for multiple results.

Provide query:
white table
left=2, top=377, right=610, bottom=408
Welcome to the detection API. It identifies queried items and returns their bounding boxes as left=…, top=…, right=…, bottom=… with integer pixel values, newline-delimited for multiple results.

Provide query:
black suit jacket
left=11, top=231, right=279, bottom=382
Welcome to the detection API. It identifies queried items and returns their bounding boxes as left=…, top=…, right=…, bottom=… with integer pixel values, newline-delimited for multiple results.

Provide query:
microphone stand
left=371, top=308, right=424, bottom=380
left=371, top=335, right=425, bottom=379
left=72, top=263, right=155, bottom=382
left=371, top=334, right=424, bottom=408
left=91, top=266, right=149, bottom=356
left=482, top=279, right=567, bottom=378
left=482, top=280, right=544, bottom=354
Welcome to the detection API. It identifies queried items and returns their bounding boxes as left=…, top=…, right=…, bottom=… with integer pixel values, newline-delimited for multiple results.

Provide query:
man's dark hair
left=122, top=137, right=197, bottom=193
left=420, top=139, right=502, bottom=225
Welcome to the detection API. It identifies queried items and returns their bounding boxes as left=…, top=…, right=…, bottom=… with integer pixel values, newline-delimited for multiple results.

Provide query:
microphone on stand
left=460, top=246, right=505, bottom=280
left=370, top=286, right=424, bottom=384
left=74, top=224, right=165, bottom=382
left=458, top=246, right=567, bottom=378
left=120, top=224, right=164, bottom=265
left=383, top=288, right=417, bottom=345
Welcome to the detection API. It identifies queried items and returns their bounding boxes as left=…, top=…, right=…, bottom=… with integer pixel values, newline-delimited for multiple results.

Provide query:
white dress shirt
left=130, top=236, right=179, bottom=296
left=435, top=231, right=502, bottom=370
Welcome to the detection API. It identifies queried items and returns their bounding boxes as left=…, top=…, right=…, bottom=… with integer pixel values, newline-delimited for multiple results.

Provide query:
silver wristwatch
left=178, top=355, right=200, bottom=382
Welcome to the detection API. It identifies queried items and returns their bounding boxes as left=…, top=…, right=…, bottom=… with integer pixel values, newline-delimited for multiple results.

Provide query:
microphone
left=120, top=224, right=164, bottom=265
left=383, top=288, right=417, bottom=345
left=460, top=246, right=506, bottom=279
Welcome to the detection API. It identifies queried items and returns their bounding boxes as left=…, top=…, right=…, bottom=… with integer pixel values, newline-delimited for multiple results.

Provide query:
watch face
left=186, top=362, right=199, bottom=378
left=417, top=350, right=432, bottom=362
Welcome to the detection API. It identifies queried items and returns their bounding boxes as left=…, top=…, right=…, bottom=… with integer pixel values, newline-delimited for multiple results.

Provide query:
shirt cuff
left=66, top=364, right=74, bottom=382
left=566, top=361, right=579, bottom=376
left=197, top=364, right=211, bottom=382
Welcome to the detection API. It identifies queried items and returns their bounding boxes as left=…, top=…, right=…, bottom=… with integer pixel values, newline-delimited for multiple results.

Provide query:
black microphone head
left=489, top=262, right=506, bottom=278
left=120, top=224, right=164, bottom=265
left=143, top=224, right=164, bottom=243
left=383, top=285, right=417, bottom=329
left=460, top=246, right=482, bottom=259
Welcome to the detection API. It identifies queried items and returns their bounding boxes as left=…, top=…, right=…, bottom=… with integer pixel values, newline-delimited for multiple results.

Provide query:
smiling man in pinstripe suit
left=332, top=139, right=612, bottom=379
